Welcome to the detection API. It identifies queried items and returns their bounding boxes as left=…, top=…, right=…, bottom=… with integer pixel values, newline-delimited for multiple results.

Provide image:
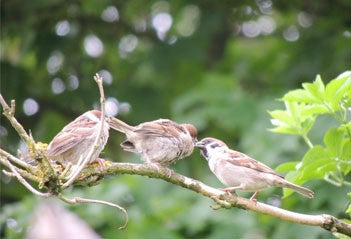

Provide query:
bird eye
left=210, top=143, right=220, bottom=148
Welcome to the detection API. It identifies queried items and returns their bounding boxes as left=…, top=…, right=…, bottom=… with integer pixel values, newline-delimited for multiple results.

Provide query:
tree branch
left=77, top=162, right=351, bottom=236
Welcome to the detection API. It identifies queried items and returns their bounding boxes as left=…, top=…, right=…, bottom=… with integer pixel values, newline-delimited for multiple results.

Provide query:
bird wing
left=227, top=150, right=283, bottom=178
left=47, top=119, right=96, bottom=156
left=134, top=119, right=184, bottom=138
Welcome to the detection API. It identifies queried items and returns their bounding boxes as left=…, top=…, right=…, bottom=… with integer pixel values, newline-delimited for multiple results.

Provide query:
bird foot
left=219, top=188, right=236, bottom=195
left=148, top=163, right=173, bottom=178
left=249, top=192, right=259, bottom=202
left=90, top=158, right=107, bottom=170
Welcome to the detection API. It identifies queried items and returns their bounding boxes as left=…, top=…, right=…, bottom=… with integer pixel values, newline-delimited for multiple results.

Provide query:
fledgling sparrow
left=47, top=110, right=109, bottom=165
left=109, top=117, right=197, bottom=166
left=195, top=137, right=314, bottom=200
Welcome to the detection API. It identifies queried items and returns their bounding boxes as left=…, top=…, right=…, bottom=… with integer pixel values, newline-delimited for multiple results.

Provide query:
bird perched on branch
left=47, top=110, right=109, bottom=165
left=195, top=137, right=314, bottom=200
left=109, top=117, right=197, bottom=166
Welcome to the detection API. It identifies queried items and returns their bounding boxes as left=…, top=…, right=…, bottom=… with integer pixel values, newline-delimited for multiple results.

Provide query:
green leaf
left=317, top=162, right=338, bottom=174
left=275, top=161, right=300, bottom=172
left=282, top=89, right=319, bottom=103
left=285, top=101, right=300, bottom=124
left=325, top=73, right=351, bottom=111
left=300, top=104, right=329, bottom=117
left=269, top=126, right=299, bottom=135
left=314, top=75, right=326, bottom=97
left=301, top=145, right=328, bottom=166
left=341, top=141, right=351, bottom=175
left=268, top=110, right=295, bottom=127
left=324, top=127, right=345, bottom=157
left=301, top=75, right=325, bottom=103
left=344, top=164, right=351, bottom=175
left=325, top=73, right=350, bottom=101
left=269, top=109, right=300, bottom=135
left=342, top=141, right=351, bottom=159
left=299, top=159, right=333, bottom=181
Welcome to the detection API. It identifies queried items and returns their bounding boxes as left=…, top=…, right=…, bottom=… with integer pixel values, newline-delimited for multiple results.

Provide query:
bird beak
left=195, top=141, right=205, bottom=149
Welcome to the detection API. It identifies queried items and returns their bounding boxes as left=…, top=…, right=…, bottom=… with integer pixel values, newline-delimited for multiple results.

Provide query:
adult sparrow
left=47, top=110, right=109, bottom=165
left=109, top=117, right=197, bottom=166
left=195, top=137, right=314, bottom=200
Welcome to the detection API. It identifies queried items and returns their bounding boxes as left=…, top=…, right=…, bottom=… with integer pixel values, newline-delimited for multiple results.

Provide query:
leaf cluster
left=270, top=71, right=351, bottom=203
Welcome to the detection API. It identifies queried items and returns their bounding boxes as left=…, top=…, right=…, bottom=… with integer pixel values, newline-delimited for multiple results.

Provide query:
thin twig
left=0, top=156, right=40, bottom=182
left=0, top=95, right=56, bottom=180
left=0, top=94, right=35, bottom=147
left=62, top=74, right=106, bottom=188
left=0, top=148, right=36, bottom=171
left=2, top=157, right=51, bottom=197
left=59, top=162, right=73, bottom=180
left=57, top=193, right=128, bottom=229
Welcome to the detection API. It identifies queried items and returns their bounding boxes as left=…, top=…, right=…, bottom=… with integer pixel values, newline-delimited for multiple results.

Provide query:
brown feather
left=227, top=150, right=283, bottom=178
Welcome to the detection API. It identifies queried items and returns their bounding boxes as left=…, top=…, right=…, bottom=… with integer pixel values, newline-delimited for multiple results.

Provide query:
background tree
left=1, top=0, right=350, bottom=238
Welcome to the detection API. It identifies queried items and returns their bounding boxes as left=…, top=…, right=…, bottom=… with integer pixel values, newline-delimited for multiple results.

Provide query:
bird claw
left=219, top=188, right=236, bottom=195
left=148, top=163, right=173, bottom=178
left=91, top=158, right=106, bottom=171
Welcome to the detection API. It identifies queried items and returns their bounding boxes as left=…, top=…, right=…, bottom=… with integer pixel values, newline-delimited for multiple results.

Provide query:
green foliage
left=270, top=71, right=351, bottom=209
left=2, top=0, right=351, bottom=238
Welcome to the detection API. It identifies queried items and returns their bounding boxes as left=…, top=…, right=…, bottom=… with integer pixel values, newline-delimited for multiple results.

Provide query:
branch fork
left=0, top=74, right=128, bottom=229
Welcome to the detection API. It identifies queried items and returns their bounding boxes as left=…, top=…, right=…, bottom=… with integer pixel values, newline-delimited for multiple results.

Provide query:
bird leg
left=147, top=162, right=173, bottom=178
left=249, top=191, right=259, bottom=202
left=219, top=186, right=243, bottom=195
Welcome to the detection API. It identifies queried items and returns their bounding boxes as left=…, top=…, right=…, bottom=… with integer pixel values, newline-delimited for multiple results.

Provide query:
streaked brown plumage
left=109, top=117, right=197, bottom=166
left=196, top=137, right=314, bottom=200
left=47, top=110, right=109, bottom=165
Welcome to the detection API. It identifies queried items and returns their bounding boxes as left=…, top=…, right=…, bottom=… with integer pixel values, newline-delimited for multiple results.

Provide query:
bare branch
left=57, top=193, right=128, bottom=230
left=78, top=162, right=351, bottom=236
left=0, top=95, right=56, bottom=180
left=0, top=156, right=40, bottom=182
left=1, top=157, right=51, bottom=197
left=63, top=73, right=106, bottom=188
left=0, top=148, right=36, bottom=171
left=0, top=94, right=35, bottom=147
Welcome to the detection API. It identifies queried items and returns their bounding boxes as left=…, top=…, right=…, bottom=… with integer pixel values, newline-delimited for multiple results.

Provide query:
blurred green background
left=1, top=0, right=350, bottom=238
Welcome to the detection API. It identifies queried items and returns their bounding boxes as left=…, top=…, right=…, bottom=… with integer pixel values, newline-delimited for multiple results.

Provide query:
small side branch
left=0, top=94, right=35, bottom=148
left=0, top=156, right=40, bottom=182
left=57, top=193, right=128, bottom=230
left=0, top=148, right=36, bottom=171
left=1, top=156, right=51, bottom=197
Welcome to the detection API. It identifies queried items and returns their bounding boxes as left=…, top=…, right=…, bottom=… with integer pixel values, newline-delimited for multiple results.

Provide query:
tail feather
left=284, top=181, right=314, bottom=199
left=109, top=117, right=134, bottom=134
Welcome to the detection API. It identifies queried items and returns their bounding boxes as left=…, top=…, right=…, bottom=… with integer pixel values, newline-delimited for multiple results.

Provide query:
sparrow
left=195, top=137, right=314, bottom=200
left=47, top=110, right=109, bottom=165
left=109, top=117, right=197, bottom=166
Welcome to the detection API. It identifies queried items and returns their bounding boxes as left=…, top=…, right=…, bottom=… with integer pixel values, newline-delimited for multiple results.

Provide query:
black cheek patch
left=200, top=148, right=209, bottom=159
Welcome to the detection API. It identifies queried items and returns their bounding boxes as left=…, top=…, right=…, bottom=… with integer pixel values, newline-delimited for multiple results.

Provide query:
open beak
left=195, top=141, right=205, bottom=149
